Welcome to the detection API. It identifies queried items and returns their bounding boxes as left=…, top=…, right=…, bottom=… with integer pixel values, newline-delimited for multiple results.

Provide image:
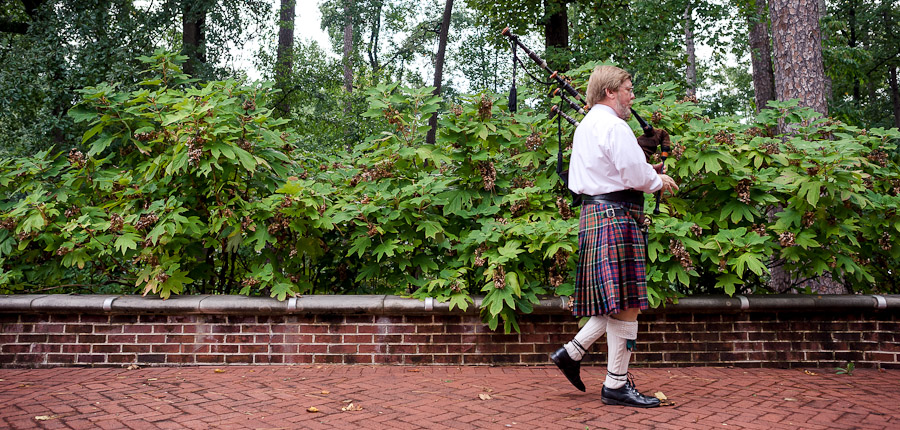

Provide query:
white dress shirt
left=568, top=104, right=662, bottom=196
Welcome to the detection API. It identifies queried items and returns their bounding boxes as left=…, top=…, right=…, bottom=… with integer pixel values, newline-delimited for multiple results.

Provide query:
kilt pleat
left=572, top=201, right=649, bottom=316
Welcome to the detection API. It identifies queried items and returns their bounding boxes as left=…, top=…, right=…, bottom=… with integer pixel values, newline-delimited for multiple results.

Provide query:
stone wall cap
left=0, top=293, right=897, bottom=315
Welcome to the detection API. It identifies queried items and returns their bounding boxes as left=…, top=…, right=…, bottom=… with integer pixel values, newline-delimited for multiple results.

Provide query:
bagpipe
left=500, top=27, right=669, bottom=214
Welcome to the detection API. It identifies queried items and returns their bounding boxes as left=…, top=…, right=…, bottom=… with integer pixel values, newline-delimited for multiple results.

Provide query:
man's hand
left=657, top=174, right=678, bottom=194
left=637, top=129, right=670, bottom=160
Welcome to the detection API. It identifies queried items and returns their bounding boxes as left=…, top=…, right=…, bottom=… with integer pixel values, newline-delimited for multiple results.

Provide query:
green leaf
left=733, top=253, right=767, bottom=277
left=448, top=293, right=472, bottom=311
left=114, top=232, right=141, bottom=255
left=417, top=220, right=443, bottom=239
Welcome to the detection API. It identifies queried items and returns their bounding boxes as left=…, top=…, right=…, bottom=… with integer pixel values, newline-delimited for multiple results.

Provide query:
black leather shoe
left=601, top=381, right=661, bottom=408
left=550, top=347, right=586, bottom=392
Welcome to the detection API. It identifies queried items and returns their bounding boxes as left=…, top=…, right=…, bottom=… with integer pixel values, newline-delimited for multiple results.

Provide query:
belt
left=580, top=189, right=643, bottom=205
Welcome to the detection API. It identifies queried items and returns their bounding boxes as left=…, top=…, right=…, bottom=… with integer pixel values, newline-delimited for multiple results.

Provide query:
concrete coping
left=0, top=294, right=898, bottom=315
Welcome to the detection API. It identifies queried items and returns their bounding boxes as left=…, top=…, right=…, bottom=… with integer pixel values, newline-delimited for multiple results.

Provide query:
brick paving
left=0, top=365, right=897, bottom=429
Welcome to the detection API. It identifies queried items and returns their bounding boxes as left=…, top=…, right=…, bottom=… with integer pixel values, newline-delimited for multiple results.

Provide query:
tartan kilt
left=572, top=201, right=649, bottom=316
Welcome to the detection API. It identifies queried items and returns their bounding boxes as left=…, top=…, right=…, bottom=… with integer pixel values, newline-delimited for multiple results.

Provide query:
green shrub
left=2, top=53, right=899, bottom=332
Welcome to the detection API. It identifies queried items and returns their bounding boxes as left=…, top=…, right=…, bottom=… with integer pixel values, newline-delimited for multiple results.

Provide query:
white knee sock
left=563, top=315, right=608, bottom=361
left=604, top=318, right=638, bottom=389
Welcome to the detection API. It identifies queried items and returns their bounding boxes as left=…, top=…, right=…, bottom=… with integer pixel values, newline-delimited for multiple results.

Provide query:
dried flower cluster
left=751, top=224, right=767, bottom=237
left=108, top=213, right=124, bottom=232
left=478, top=161, right=496, bottom=191
left=135, top=131, right=157, bottom=142
left=651, top=111, right=663, bottom=124
left=759, top=141, right=780, bottom=154
left=135, top=213, right=158, bottom=230
left=493, top=265, right=506, bottom=289
left=188, top=142, right=203, bottom=166
left=350, top=161, right=395, bottom=187
left=267, top=197, right=294, bottom=240
left=525, top=133, right=542, bottom=151
left=68, top=149, right=86, bottom=168
left=714, top=130, right=735, bottom=145
left=556, top=196, right=574, bottom=220
left=451, top=104, right=463, bottom=116
left=670, top=142, right=685, bottom=160
left=56, top=246, right=71, bottom=256
left=548, top=249, right=569, bottom=288
left=803, top=211, right=816, bottom=228
left=806, top=164, right=820, bottom=176
left=868, top=150, right=889, bottom=167
left=779, top=231, right=795, bottom=247
left=690, top=224, right=703, bottom=236
left=510, top=198, right=528, bottom=217
left=64, top=206, right=80, bottom=219
left=668, top=239, right=693, bottom=271
left=0, top=218, right=16, bottom=230
left=473, top=245, right=486, bottom=267
left=478, top=94, right=493, bottom=120
left=879, top=232, right=892, bottom=251
left=512, top=177, right=534, bottom=189
left=735, top=179, right=752, bottom=204
left=680, top=94, right=699, bottom=103
left=242, top=99, right=256, bottom=111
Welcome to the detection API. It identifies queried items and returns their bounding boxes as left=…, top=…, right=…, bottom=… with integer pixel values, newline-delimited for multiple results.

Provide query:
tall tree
left=182, top=1, right=208, bottom=77
left=746, top=0, right=775, bottom=112
left=342, top=0, right=354, bottom=95
left=769, top=0, right=828, bottom=116
left=275, top=0, right=295, bottom=115
left=684, top=1, right=697, bottom=97
left=426, top=0, right=453, bottom=145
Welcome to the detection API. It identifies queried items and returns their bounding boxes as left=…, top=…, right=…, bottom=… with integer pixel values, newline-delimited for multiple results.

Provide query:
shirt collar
left=592, top=104, right=618, bottom=117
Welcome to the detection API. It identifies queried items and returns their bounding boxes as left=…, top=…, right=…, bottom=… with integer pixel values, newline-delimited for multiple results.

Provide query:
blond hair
left=585, top=65, right=632, bottom=106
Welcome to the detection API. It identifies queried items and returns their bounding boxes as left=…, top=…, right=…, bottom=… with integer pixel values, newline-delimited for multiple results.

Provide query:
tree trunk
left=182, top=2, right=207, bottom=77
left=885, top=8, right=900, bottom=128
left=684, top=2, right=697, bottom=97
left=747, top=0, right=776, bottom=112
left=819, top=0, right=832, bottom=102
left=342, top=0, right=354, bottom=96
left=426, top=0, right=454, bottom=145
left=891, top=67, right=900, bottom=128
left=275, top=0, right=296, bottom=115
left=849, top=1, right=860, bottom=104
left=367, top=0, right=383, bottom=70
left=768, top=0, right=833, bottom=293
left=769, top=0, right=828, bottom=117
left=543, top=0, right=569, bottom=71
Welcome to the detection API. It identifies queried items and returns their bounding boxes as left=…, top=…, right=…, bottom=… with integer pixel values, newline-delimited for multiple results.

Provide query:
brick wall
left=1, top=305, right=897, bottom=369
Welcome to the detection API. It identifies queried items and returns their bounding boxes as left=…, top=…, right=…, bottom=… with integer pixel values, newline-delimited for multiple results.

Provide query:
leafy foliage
left=2, top=53, right=900, bottom=332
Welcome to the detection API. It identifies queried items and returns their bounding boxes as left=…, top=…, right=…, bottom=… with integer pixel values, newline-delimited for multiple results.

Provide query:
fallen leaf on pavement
left=654, top=391, right=676, bottom=406
left=126, top=364, right=140, bottom=370
left=803, top=370, right=817, bottom=375
left=479, top=393, right=492, bottom=400
left=307, top=407, right=319, bottom=413
left=341, top=403, right=363, bottom=411
left=214, top=369, right=226, bottom=374
left=34, top=415, right=59, bottom=421
left=321, top=391, right=330, bottom=395
left=784, top=398, right=797, bottom=401
left=407, top=369, right=421, bottom=372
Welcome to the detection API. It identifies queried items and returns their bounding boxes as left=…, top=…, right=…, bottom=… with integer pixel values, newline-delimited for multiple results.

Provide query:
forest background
left=1, top=0, right=899, bottom=331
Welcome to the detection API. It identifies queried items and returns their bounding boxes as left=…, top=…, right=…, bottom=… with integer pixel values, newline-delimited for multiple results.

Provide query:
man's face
left=611, top=79, right=635, bottom=120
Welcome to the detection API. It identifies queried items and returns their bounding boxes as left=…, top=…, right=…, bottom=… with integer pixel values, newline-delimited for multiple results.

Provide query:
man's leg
left=551, top=315, right=608, bottom=392
left=600, top=309, right=660, bottom=408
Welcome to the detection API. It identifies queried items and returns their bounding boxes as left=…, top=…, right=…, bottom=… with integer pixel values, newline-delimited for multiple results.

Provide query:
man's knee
left=610, top=308, right=641, bottom=322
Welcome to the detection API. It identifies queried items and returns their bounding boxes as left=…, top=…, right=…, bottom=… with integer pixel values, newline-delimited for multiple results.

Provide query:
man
left=550, top=65, right=677, bottom=408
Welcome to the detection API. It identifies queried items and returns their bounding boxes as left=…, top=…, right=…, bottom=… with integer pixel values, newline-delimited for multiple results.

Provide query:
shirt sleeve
left=609, top=123, right=662, bottom=193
